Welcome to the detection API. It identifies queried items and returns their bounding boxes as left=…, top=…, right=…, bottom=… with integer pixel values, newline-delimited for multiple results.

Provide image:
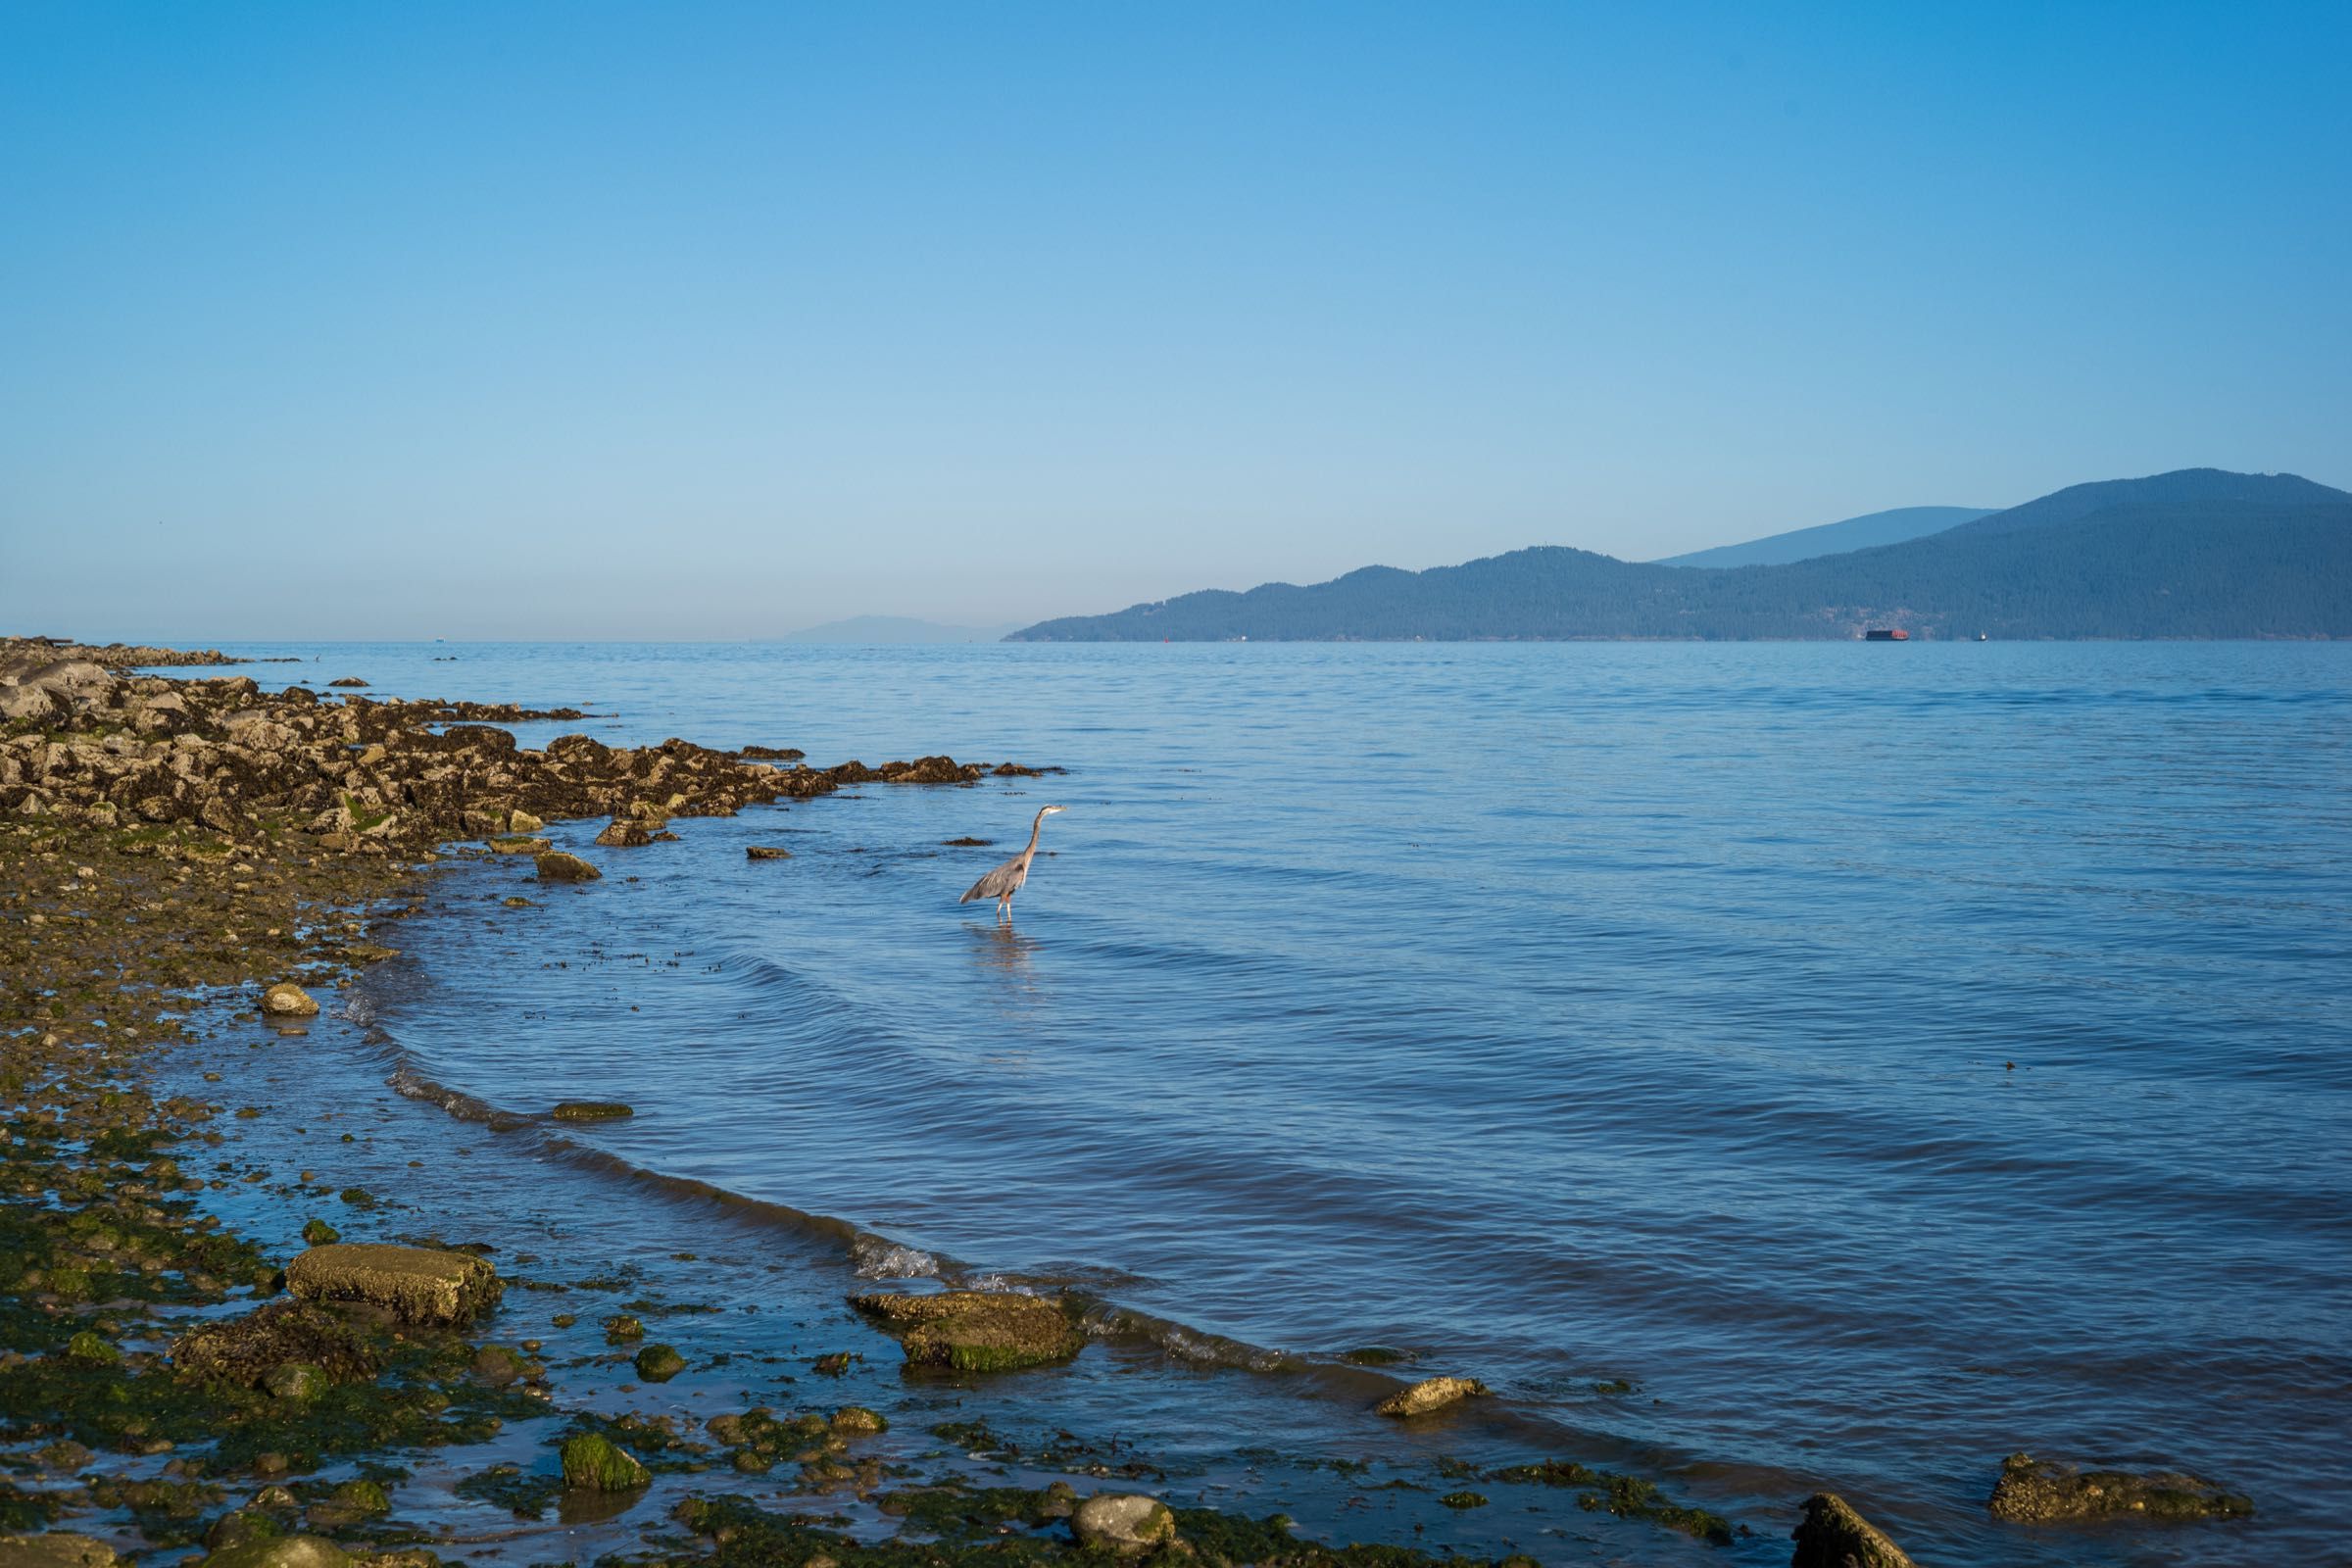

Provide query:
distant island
left=1009, top=469, right=2351, bottom=641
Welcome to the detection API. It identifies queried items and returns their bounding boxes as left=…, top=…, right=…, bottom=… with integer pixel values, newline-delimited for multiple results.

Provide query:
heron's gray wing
left=959, top=853, right=1028, bottom=903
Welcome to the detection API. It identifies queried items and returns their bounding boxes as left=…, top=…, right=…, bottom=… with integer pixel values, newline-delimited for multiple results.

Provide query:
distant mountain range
left=1008, top=469, right=2352, bottom=641
left=1654, top=505, right=1996, bottom=567
left=773, top=615, right=1023, bottom=644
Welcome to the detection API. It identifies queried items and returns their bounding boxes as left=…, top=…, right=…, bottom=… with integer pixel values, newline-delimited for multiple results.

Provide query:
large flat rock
left=285, top=1243, right=502, bottom=1327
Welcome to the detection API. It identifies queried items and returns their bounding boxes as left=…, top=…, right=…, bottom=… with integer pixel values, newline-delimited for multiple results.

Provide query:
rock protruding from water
left=193, top=1535, right=350, bottom=1568
left=261, top=982, right=319, bottom=1017
left=561, top=1432, right=650, bottom=1491
left=534, top=851, right=601, bottom=882
left=1986, top=1453, right=2252, bottom=1524
left=487, top=835, right=549, bottom=855
left=746, top=845, right=792, bottom=860
left=0, top=1534, right=120, bottom=1568
left=594, top=819, right=652, bottom=847
left=1376, top=1374, right=1487, bottom=1417
left=550, top=1102, right=634, bottom=1122
left=1070, top=1494, right=1177, bottom=1554
left=850, top=1290, right=1085, bottom=1373
left=1791, top=1494, right=1917, bottom=1567
left=286, top=1243, right=503, bottom=1328
left=634, top=1344, right=686, bottom=1382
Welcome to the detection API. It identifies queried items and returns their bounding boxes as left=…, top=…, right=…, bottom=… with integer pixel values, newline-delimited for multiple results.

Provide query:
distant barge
left=1864, top=628, right=1910, bottom=641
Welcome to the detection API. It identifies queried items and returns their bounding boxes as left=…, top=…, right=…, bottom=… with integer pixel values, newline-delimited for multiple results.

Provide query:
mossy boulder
left=1987, top=1453, right=2252, bottom=1524
left=534, top=851, right=600, bottom=882
left=198, top=1536, right=351, bottom=1568
left=1792, top=1494, right=1916, bottom=1568
left=299, top=1219, right=340, bottom=1247
left=831, top=1405, right=887, bottom=1436
left=285, top=1243, right=503, bottom=1327
left=1070, top=1494, right=1176, bottom=1554
left=0, top=1534, right=119, bottom=1568
left=603, top=1314, right=644, bottom=1343
left=470, top=1345, right=528, bottom=1387
left=263, top=1362, right=327, bottom=1401
left=1376, top=1374, right=1486, bottom=1417
left=261, top=982, right=318, bottom=1018
left=850, top=1290, right=1085, bottom=1373
left=560, top=1433, right=649, bottom=1492
left=633, top=1344, right=686, bottom=1382
left=63, top=1330, right=120, bottom=1367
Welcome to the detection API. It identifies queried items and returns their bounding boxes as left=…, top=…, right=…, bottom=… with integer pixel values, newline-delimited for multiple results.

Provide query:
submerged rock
left=850, top=1290, right=1085, bottom=1373
left=0, top=1534, right=118, bottom=1568
left=534, top=851, right=601, bottom=882
left=1376, top=1374, right=1487, bottom=1417
left=745, top=845, right=792, bottom=860
left=286, top=1243, right=503, bottom=1328
left=550, top=1101, right=634, bottom=1122
left=560, top=1433, right=649, bottom=1492
left=1792, top=1494, right=1917, bottom=1568
left=1070, top=1494, right=1176, bottom=1554
left=1987, top=1453, right=2252, bottom=1524
left=260, top=982, right=318, bottom=1018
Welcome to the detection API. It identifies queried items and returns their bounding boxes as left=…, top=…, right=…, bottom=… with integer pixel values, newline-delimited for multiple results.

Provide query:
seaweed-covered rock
left=633, top=1344, right=686, bottom=1382
left=550, top=1102, right=633, bottom=1122
left=534, top=851, right=600, bottom=882
left=172, top=1300, right=383, bottom=1388
left=264, top=1363, right=326, bottom=1401
left=1376, top=1374, right=1486, bottom=1417
left=0, top=1534, right=119, bottom=1568
left=1987, top=1453, right=2252, bottom=1524
left=198, top=1536, right=351, bottom=1568
left=1070, top=1494, right=1176, bottom=1554
left=470, top=1345, right=528, bottom=1387
left=300, top=1219, right=340, bottom=1247
left=286, top=1243, right=503, bottom=1327
left=63, top=1330, right=120, bottom=1367
left=745, top=846, right=792, bottom=860
left=1792, top=1494, right=1917, bottom=1568
left=831, top=1406, right=887, bottom=1436
left=261, top=982, right=318, bottom=1018
left=560, top=1433, right=649, bottom=1492
left=849, top=1290, right=1085, bottom=1373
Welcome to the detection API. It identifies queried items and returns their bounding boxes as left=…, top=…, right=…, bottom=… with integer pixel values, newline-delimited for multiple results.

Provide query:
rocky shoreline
left=0, top=641, right=2256, bottom=1568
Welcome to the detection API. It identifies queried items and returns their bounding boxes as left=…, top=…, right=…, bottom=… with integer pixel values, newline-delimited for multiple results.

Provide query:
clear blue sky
left=3, top=2, right=2345, bottom=639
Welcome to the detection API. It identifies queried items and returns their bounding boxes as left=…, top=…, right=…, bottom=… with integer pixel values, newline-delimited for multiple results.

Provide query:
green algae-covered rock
left=633, top=1344, right=686, bottom=1382
left=470, top=1344, right=527, bottom=1387
left=330, top=1480, right=390, bottom=1516
left=1987, top=1453, right=2252, bottom=1524
left=0, top=1534, right=119, bottom=1568
left=198, top=1536, right=351, bottom=1568
left=264, top=1362, right=326, bottom=1402
left=560, top=1433, right=649, bottom=1492
left=286, top=1243, right=502, bottom=1328
left=300, top=1219, right=340, bottom=1247
left=849, top=1290, right=1085, bottom=1373
left=603, top=1313, right=644, bottom=1343
left=1070, top=1494, right=1176, bottom=1554
left=63, top=1330, right=120, bottom=1367
left=831, top=1405, right=888, bottom=1436
left=534, top=851, right=600, bottom=882
left=1792, top=1494, right=1917, bottom=1568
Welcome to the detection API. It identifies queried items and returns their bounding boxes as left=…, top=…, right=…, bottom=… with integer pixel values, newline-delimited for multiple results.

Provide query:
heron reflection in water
left=958, top=805, right=1065, bottom=921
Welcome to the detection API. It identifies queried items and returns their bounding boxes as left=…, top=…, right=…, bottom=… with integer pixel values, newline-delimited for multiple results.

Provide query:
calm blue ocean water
left=193, top=641, right=2351, bottom=1563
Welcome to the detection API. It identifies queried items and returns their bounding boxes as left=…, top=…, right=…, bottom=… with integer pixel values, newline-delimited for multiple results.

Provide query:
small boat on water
left=1865, top=627, right=1910, bottom=641
left=1977, top=631, right=1988, bottom=641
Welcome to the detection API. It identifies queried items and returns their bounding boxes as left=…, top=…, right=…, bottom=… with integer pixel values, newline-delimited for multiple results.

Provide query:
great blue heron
left=959, top=806, right=1065, bottom=920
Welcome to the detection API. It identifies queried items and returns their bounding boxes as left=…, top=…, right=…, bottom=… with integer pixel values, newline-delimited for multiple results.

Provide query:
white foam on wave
left=851, top=1235, right=940, bottom=1280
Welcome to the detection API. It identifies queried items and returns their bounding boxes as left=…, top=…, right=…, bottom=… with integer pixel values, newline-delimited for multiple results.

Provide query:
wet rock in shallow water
left=300, top=1219, right=340, bottom=1247
left=746, top=845, right=792, bottom=860
left=63, top=1330, right=119, bottom=1366
left=1438, top=1492, right=1489, bottom=1509
left=328, top=677, right=369, bottom=688
left=850, top=1290, right=1085, bottom=1373
left=286, top=1243, right=503, bottom=1328
left=1986, top=1453, right=2251, bottom=1524
left=1070, top=1494, right=1176, bottom=1554
left=470, top=1345, right=528, bottom=1387
left=261, top=982, right=318, bottom=1018
left=1376, top=1374, right=1486, bottom=1417
left=831, top=1405, right=887, bottom=1435
left=594, top=819, right=652, bottom=848
left=550, top=1101, right=633, bottom=1122
left=534, top=851, right=601, bottom=882
left=487, top=835, right=548, bottom=855
left=603, top=1313, right=645, bottom=1343
left=509, top=808, right=544, bottom=833
left=633, top=1344, right=686, bottom=1381
left=1792, top=1494, right=1917, bottom=1568
left=0, top=1535, right=118, bottom=1568
left=196, top=1536, right=350, bottom=1568
left=560, top=1433, right=649, bottom=1491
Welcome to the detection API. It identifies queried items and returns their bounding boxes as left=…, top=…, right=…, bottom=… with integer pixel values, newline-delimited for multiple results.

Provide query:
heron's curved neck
left=1023, top=809, right=1050, bottom=858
